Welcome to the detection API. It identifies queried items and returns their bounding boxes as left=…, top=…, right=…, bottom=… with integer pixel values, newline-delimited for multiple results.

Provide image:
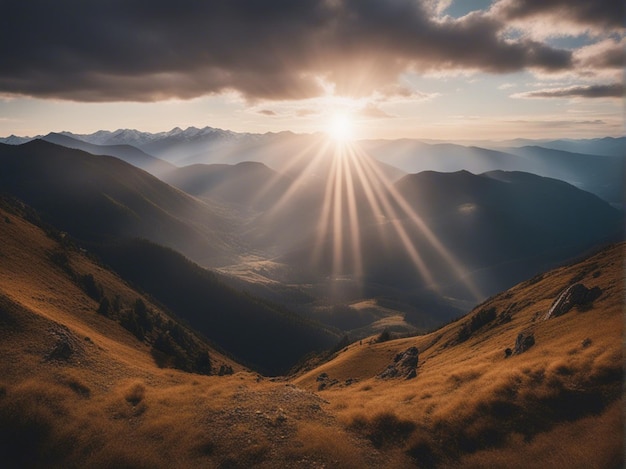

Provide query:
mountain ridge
left=0, top=140, right=239, bottom=267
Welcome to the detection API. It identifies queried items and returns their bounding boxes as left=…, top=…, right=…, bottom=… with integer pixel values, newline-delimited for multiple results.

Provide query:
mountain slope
left=294, top=242, right=624, bottom=467
left=529, top=136, right=626, bottom=157
left=2, top=201, right=620, bottom=467
left=42, top=132, right=176, bottom=176
left=361, top=139, right=522, bottom=174
left=94, top=238, right=340, bottom=375
left=0, top=197, right=240, bottom=378
left=362, top=139, right=624, bottom=206
left=0, top=198, right=372, bottom=468
left=277, top=169, right=622, bottom=308
left=501, top=145, right=625, bottom=207
left=0, top=140, right=237, bottom=266
left=162, top=161, right=293, bottom=211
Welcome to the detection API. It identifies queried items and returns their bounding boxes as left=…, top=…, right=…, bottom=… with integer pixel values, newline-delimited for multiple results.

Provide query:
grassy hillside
left=0, top=195, right=622, bottom=467
left=294, top=242, right=624, bottom=467
left=0, top=199, right=379, bottom=468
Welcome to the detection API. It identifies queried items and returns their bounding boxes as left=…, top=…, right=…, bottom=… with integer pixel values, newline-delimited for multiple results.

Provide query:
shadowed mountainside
left=94, top=238, right=340, bottom=375
left=162, top=161, right=293, bottom=211
left=362, top=139, right=624, bottom=207
left=276, top=169, right=622, bottom=306
left=501, top=146, right=625, bottom=207
left=41, top=132, right=176, bottom=177
left=0, top=140, right=238, bottom=267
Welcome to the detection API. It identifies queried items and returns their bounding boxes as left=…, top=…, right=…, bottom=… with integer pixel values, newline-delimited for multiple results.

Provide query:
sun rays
left=245, top=127, right=483, bottom=302
left=308, top=135, right=483, bottom=301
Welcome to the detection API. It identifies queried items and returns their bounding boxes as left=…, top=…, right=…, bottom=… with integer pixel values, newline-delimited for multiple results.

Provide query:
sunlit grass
left=0, top=187, right=622, bottom=467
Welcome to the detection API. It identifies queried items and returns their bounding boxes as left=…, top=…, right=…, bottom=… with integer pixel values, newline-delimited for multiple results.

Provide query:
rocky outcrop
left=316, top=372, right=338, bottom=390
left=544, top=283, right=602, bottom=320
left=218, top=364, right=233, bottom=376
left=514, top=332, right=535, bottom=355
left=45, top=324, right=84, bottom=362
left=378, top=346, right=419, bottom=380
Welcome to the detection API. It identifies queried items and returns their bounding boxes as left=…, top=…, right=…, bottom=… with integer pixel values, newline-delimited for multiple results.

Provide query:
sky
left=0, top=0, right=623, bottom=141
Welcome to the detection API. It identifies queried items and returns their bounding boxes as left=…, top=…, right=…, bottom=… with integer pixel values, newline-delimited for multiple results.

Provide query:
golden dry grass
left=0, top=205, right=623, bottom=468
left=294, top=243, right=624, bottom=468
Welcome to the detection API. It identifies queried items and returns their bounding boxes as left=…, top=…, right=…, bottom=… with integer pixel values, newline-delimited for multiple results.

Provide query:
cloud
left=295, top=109, right=318, bottom=117
left=574, top=38, right=626, bottom=70
left=504, top=119, right=607, bottom=128
left=512, top=83, right=624, bottom=99
left=257, top=109, right=278, bottom=116
left=357, top=105, right=394, bottom=119
left=0, top=0, right=577, bottom=102
left=492, top=0, right=624, bottom=31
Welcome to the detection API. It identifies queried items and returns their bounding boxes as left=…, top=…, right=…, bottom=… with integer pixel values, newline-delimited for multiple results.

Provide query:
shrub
left=49, top=249, right=73, bottom=276
left=124, top=382, right=145, bottom=406
left=97, top=297, right=110, bottom=317
left=349, top=412, right=416, bottom=449
left=377, top=329, right=392, bottom=343
left=134, top=299, right=153, bottom=333
left=120, top=311, right=144, bottom=340
left=112, top=295, right=122, bottom=314
left=457, top=307, right=497, bottom=342
left=80, top=274, right=102, bottom=301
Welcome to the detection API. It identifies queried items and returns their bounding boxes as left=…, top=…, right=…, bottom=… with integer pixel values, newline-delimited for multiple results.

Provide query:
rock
left=544, top=283, right=603, bottom=319
left=217, top=364, right=233, bottom=376
left=316, top=373, right=338, bottom=390
left=504, top=348, right=512, bottom=358
left=378, top=365, right=399, bottom=379
left=514, top=332, right=535, bottom=355
left=49, top=339, right=73, bottom=360
left=46, top=324, right=83, bottom=361
left=582, top=337, right=592, bottom=348
left=378, top=346, right=419, bottom=379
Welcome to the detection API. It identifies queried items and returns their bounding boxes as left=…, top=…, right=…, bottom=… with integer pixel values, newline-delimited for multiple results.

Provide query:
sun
left=328, top=113, right=355, bottom=142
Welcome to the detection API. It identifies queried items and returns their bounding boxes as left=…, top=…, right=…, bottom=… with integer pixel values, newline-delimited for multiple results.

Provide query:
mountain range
left=3, top=127, right=622, bottom=207
left=0, top=134, right=622, bottom=339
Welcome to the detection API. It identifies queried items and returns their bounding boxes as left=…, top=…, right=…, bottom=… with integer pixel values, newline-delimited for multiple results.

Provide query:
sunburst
left=327, top=113, right=355, bottom=142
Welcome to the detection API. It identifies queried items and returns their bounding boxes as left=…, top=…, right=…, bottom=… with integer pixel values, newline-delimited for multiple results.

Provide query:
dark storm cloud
left=514, top=83, right=624, bottom=99
left=493, top=0, right=625, bottom=29
left=0, top=0, right=575, bottom=102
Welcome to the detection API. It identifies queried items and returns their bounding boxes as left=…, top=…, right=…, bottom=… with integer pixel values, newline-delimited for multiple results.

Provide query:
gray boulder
left=514, top=332, right=535, bottom=354
left=379, top=346, right=419, bottom=379
left=544, top=284, right=602, bottom=320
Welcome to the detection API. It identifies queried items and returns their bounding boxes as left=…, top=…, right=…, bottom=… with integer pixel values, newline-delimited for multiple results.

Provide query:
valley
left=1, top=133, right=622, bottom=340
